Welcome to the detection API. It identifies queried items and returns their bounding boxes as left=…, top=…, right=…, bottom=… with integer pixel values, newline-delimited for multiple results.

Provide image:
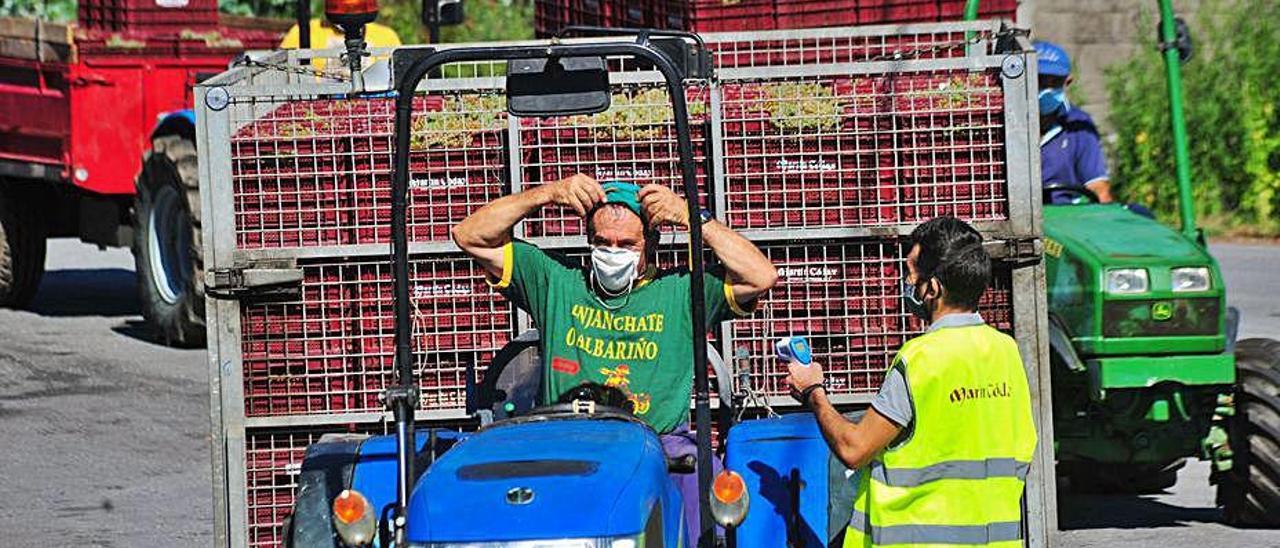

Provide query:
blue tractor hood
left=405, top=418, right=669, bottom=543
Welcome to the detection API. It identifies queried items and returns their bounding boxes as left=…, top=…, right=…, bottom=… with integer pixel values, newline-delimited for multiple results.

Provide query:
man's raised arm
left=451, top=174, right=605, bottom=278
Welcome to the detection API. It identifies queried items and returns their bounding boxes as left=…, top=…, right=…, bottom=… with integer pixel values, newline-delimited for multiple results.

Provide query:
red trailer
left=0, top=4, right=282, bottom=345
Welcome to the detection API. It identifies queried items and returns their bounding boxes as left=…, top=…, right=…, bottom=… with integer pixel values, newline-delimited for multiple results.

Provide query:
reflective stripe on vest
left=849, top=510, right=1023, bottom=545
left=869, top=458, right=1031, bottom=488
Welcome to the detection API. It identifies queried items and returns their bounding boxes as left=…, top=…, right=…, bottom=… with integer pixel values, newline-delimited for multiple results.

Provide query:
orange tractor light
left=333, top=489, right=370, bottom=525
left=325, top=0, right=379, bottom=18
left=332, top=489, right=377, bottom=545
left=709, top=470, right=750, bottom=527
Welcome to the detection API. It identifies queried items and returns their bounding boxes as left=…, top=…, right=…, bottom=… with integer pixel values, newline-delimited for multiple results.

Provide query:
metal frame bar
left=198, top=20, right=1051, bottom=547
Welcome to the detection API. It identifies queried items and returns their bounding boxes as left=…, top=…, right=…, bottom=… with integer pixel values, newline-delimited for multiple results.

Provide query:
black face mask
left=902, top=275, right=933, bottom=322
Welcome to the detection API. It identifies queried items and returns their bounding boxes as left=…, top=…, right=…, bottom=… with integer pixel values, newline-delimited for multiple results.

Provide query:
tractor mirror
left=423, top=0, right=464, bottom=28
left=505, top=56, right=611, bottom=117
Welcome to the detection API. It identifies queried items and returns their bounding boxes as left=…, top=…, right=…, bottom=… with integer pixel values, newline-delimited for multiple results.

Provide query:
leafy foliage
left=1, top=0, right=76, bottom=22
left=411, top=94, right=505, bottom=149
left=569, top=87, right=707, bottom=140
left=1106, top=0, right=1280, bottom=235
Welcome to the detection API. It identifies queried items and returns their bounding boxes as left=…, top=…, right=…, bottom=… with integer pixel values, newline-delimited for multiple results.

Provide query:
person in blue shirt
left=1035, top=41, right=1114, bottom=204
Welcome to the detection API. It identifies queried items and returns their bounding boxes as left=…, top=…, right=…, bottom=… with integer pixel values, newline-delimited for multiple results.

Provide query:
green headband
left=599, top=181, right=644, bottom=220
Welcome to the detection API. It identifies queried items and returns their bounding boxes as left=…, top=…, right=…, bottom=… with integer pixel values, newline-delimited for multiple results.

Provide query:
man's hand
left=786, top=359, right=826, bottom=397
left=544, top=174, right=605, bottom=216
left=638, top=184, right=690, bottom=229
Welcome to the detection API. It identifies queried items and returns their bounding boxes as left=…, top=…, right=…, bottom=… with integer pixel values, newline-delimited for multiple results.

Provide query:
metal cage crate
left=197, top=23, right=1053, bottom=548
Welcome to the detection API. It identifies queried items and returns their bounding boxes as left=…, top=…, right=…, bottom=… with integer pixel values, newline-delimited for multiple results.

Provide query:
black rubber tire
left=1219, top=338, right=1280, bottom=526
left=0, top=189, right=46, bottom=308
left=132, top=135, right=206, bottom=347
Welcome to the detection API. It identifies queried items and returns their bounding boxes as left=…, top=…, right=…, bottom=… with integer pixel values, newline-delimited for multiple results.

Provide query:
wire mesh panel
left=719, top=68, right=1008, bottom=231
left=243, top=425, right=392, bottom=548
left=240, top=254, right=512, bottom=417
left=518, top=85, right=713, bottom=238
left=228, top=93, right=507, bottom=249
left=202, top=25, right=1043, bottom=548
left=889, top=70, right=1008, bottom=222
left=725, top=239, right=1014, bottom=399
left=704, top=21, right=1005, bottom=68
left=721, top=77, right=896, bottom=229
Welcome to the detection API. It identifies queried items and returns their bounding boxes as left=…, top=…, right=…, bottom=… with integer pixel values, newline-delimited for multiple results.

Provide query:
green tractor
left=1031, top=0, right=1280, bottom=525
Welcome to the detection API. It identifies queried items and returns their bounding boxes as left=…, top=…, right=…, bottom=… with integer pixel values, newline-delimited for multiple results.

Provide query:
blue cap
left=1034, top=41, right=1071, bottom=78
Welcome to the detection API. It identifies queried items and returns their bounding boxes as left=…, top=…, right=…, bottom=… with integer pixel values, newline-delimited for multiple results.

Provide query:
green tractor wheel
left=1218, top=338, right=1280, bottom=526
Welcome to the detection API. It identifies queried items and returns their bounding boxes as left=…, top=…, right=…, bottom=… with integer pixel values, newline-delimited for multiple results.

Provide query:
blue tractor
left=282, top=30, right=851, bottom=548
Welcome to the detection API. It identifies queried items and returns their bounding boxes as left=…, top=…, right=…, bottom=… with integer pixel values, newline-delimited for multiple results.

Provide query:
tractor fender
left=1048, top=312, right=1086, bottom=374
left=290, top=434, right=367, bottom=548
left=289, top=431, right=469, bottom=547
left=151, top=110, right=197, bottom=143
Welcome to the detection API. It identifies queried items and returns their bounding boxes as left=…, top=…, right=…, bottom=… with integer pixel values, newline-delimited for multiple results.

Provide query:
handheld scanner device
left=774, top=336, right=812, bottom=366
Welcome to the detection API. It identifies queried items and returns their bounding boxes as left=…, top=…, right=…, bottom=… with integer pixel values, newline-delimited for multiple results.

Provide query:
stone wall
left=1018, top=0, right=1202, bottom=133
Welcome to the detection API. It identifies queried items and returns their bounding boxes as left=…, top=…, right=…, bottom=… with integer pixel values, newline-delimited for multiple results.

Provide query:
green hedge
left=1106, top=0, right=1280, bottom=236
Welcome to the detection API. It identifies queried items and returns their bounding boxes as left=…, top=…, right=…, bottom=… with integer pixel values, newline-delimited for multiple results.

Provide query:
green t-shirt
left=491, top=240, right=748, bottom=433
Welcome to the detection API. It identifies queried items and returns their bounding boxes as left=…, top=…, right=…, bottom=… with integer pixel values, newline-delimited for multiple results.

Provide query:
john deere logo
left=1152, top=302, right=1175, bottom=321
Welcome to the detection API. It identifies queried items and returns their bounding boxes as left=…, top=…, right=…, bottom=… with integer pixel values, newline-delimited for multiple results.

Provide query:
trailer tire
left=132, top=135, right=205, bottom=347
left=0, top=189, right=46, bottom=308
left=1219, top=338, right=1280, bottom=526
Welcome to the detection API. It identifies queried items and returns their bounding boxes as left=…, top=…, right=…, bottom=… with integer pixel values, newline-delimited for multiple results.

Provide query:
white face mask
left=590, top=246, right=641, bottom=295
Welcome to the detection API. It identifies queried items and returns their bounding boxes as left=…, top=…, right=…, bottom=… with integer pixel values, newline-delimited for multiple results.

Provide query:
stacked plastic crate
left=534, top=0, right=1018, bottom=36
left=207, top=63, right=522, bottom=544
left=198, top=21, right=1041, bottom=547
left=699, top=24, right=1034, bottom=404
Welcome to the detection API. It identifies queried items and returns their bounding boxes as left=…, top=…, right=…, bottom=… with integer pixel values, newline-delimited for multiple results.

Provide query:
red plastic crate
left=239, top=254, right=512, bottom=418
left=244, top=425, right=393, bottom=548
left=726, top=240, right=1015, bottom=399
left=775, top=0, right=859, bottom=28
left=720, top=78, right=907, bottom=230
left=518, top=86, right=713, bottom=238
left=885, top=71, right=1009, bottom=223
left=230, top=95, right=508, bottom=249
left=651, top=0, right=776, bottom=32
left=857, top=0, right=940, bottom=23
left=79, top=0, right=218, bottom=33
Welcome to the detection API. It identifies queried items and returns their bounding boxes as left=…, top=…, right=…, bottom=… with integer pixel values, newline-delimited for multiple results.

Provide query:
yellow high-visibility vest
left=846, top=323, right=1037, bottom=547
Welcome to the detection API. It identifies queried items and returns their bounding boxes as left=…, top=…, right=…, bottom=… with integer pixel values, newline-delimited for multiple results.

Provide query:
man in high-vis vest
left=786, top=216, right=1037, bottom=547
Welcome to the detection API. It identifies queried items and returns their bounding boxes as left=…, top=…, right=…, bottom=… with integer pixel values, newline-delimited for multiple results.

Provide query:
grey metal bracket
left=206, top=260, right=304, bottom=300
left=985, top=237, right=1042, bottom=266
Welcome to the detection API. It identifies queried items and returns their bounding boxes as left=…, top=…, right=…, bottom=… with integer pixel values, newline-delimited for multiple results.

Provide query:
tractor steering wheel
left=1042, top=183, right=1100, bottom=205
left=492, top=382, right=646, bottom=429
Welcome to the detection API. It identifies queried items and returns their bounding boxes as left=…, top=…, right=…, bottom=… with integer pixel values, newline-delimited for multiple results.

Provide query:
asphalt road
left=0, top=239, right=1277, bottom=547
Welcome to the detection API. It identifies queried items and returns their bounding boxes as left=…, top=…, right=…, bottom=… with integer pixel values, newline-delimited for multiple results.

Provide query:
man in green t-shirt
left=452, top=173, right=777, bottom=434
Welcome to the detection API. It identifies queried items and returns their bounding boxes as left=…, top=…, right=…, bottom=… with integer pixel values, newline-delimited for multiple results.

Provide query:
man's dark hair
left=909, top=216, right=991, bottom=310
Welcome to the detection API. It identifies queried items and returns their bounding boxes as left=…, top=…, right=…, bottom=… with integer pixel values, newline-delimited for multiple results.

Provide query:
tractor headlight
left=412, top=536, right=640, bottom=548
left=1171, top=267, right=1211, bottom=292
left=1106, top=268, right=1149, bottom=294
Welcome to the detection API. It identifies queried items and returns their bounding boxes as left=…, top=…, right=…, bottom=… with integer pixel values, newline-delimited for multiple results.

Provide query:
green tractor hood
left=1044, top=205, right=1226, bottom=357
left=1045, top=205, right=1209, bottom=266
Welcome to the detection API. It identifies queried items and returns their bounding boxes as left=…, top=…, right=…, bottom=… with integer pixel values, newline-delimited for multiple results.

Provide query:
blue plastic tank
left=727, top=412, right=857, bottom=547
